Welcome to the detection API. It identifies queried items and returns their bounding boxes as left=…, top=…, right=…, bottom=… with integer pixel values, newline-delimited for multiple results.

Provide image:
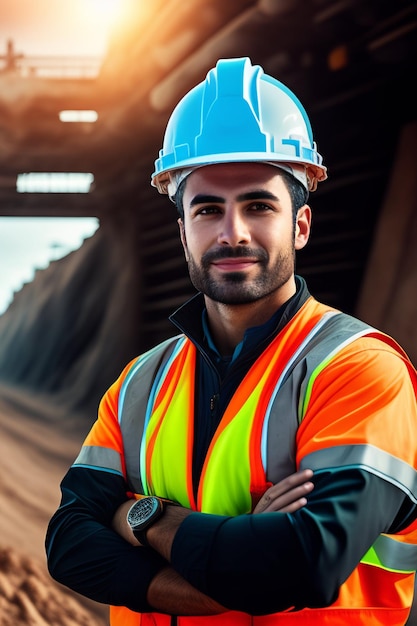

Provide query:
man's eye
left=250, top=203, right=272, bottom=212
left=197, top=206, right=220, bottom=215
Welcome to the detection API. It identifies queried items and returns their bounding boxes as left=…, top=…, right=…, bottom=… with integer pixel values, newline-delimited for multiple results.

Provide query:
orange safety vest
left=76, top=297, right=417, bottom=626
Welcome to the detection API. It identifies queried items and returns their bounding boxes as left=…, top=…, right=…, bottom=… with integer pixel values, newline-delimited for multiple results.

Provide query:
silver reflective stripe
left=118, top=334, right=183, bottom=493
left=261, top=311, right=338, bottom=474
left=364, top=533, right=417, bottom=572
left=300, top=444, right=417, bottom=503
left=118, top=334, right=183, bottom=425
left=264, top=312, right=377, bottom=483
left=72, top=445, right=123, bottom=476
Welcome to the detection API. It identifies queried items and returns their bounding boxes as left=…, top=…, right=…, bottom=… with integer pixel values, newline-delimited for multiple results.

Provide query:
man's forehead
left=184, top=163, right=289, bottom=195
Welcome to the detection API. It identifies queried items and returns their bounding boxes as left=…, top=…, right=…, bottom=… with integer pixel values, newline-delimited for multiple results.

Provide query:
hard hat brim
left=152, top=155, right=327, bottom=196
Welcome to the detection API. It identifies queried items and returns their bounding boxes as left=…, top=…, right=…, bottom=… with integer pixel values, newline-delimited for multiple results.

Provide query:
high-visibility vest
left=77, top=297, right=417, bottom=625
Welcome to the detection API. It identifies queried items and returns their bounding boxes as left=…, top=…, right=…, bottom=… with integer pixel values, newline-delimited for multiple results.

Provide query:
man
left=46, top=57, right=417, bottom=625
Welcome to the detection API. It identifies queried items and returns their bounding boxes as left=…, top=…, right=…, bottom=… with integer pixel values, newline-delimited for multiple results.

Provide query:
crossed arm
left=111, top=469, right=314, bottom=615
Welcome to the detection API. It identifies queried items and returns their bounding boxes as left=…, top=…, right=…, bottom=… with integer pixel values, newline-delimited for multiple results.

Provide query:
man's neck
left=204, top=281, right=296, bottom=356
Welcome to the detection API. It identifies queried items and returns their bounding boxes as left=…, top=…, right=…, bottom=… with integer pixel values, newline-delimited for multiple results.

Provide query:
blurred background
left=0, top=0, right=416, bottom=418
left=0, top=0, right=416, bottom=623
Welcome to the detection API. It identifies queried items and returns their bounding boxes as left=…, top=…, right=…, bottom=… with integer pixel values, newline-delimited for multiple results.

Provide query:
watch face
left=128, top=497, right=161, bottom=529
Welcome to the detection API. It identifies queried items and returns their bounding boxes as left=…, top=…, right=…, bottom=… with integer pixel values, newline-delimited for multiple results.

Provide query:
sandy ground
left=0, top=384, right=109, bottom=625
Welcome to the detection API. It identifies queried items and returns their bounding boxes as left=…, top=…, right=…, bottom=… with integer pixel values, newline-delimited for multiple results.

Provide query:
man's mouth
left=211, top=258, right=259, bottom=271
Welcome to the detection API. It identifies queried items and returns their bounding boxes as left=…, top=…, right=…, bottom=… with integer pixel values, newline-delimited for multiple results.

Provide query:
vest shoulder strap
left=264, top=311, right=381, bottom=483
left=118, top=333, right=184, bottom=493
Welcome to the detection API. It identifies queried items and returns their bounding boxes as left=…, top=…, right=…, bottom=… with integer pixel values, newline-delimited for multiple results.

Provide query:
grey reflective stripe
left=363, top=533, right=417, bottom=572
left=72, top=445, right=123, bottom=476
left=265, top=312, right=377, bottom=483
left=118, top=334, right=183, bottom=425
left=299, top=444, right=417, bottom=504
left=118, top=334, right=183, bottom=493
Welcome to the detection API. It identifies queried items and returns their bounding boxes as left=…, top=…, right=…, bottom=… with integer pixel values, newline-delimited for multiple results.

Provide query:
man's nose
left=217, top=209, right=251, bottom=246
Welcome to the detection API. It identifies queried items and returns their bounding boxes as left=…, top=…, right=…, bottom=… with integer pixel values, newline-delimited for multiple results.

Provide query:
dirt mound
left=0, top=545, right=107, bottom=626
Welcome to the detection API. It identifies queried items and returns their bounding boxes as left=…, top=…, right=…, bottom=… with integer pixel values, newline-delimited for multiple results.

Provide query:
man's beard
left=186, top=246, right=295, bottom=305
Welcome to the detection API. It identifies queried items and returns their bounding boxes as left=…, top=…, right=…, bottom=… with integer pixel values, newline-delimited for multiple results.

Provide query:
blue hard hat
left=151, top=57, right=327, bottom=195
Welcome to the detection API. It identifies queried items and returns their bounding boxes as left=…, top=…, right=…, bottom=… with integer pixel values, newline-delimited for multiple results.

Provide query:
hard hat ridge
left=151, top=57, right=327, bottom=197
left=197, top=59, right=267, bottom=155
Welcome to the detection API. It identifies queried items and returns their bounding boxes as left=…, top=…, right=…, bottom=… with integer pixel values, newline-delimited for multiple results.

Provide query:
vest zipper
left=210, top=393, right=219, bottom=413
left=210, top=393, right=220, bottom=417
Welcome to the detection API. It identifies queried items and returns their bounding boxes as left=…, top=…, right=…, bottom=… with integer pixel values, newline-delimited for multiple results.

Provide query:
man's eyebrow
left=189, top=190, right=279, bottom=207
left=189, top=194, right=225, bottom=207
left=236, top=190, right=279, bottom=202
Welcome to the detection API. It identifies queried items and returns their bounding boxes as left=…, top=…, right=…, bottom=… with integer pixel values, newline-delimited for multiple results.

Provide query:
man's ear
left=295, top=205, right=311, bottom=251
left=178, top=218, right=189, bottom=261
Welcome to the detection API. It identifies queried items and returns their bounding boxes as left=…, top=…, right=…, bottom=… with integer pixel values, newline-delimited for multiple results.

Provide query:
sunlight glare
left=80, top=0, right=125, bottom=36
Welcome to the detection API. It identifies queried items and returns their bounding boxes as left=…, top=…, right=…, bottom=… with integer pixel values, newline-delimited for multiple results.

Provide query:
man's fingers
left=260, top=482, right=313, bottom=513
left=253, top=469, right=314, bottom=514
left=269, top=469, right=313, bottom=497
left=277, top=497, right=308, bottom=514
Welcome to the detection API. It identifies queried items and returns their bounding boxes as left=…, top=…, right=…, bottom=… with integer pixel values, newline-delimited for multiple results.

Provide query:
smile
left=211, top=258, right=259, bottom=271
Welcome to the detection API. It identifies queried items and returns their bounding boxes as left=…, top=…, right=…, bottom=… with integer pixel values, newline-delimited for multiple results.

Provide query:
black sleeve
left=171, top=468, right=415, bottom=614
left=45, top=467, right=167, bottom=612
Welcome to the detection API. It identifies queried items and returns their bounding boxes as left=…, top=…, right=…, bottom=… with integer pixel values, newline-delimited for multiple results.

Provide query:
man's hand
left=253, top=468, right=314, bottom=514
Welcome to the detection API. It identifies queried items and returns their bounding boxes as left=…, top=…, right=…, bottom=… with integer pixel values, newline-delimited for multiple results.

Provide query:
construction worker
left=46, top=57, right=417, bottom=625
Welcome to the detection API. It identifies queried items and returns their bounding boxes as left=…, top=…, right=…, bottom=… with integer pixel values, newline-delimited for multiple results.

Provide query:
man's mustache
left=202, top=247, right=268, bottom=266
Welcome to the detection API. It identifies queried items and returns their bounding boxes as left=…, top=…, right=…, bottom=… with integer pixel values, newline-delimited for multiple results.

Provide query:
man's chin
left=203, top=288, right=261, bottom=305
left=190, top=272, right=263, bottom=303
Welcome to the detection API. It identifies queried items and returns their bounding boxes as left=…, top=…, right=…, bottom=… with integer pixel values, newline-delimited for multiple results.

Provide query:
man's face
left=179, top=162, right=311, bottom=307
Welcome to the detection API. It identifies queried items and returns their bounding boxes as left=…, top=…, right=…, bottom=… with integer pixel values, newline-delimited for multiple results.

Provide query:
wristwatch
left=126, top=496, right=166, bottom=547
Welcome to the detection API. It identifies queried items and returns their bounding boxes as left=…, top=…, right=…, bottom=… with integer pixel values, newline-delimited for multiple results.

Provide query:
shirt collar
left=170, top=276, right=310, bottom=369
